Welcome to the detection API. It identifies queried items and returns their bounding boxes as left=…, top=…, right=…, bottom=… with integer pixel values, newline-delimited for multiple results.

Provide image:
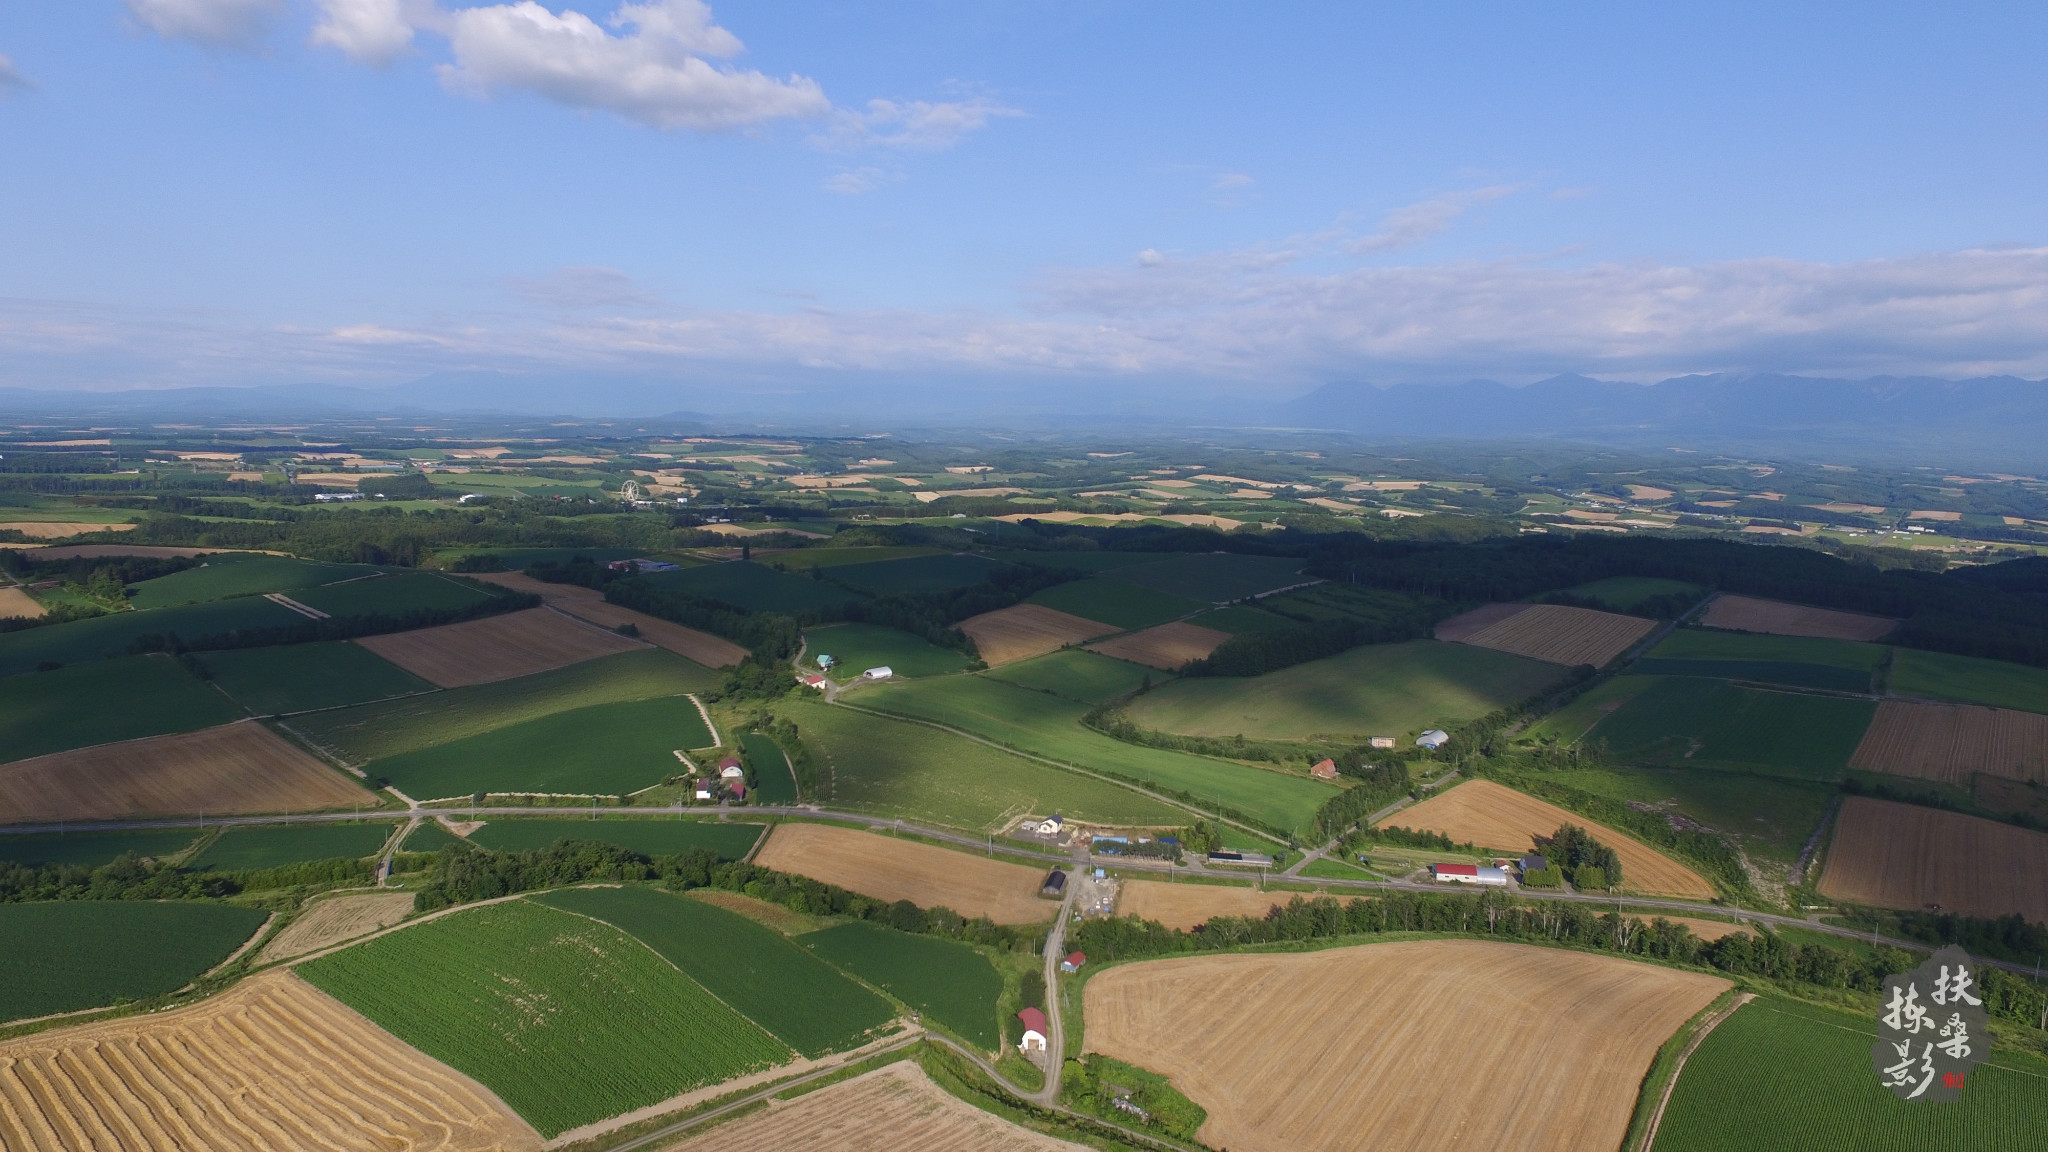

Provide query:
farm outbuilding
left=1310, top=758, right=1339, bottom=780
left=1369, top=736, right=1397, bottom=749
left=1430, top=863, right=1507, bottom=886
left=1520, top=854, right=1549, bottom=874
left=719, top=759, right=744, bottom=779
left=861, top=666, right=894, bottom=680
left=1018, top=1007, right=1048, bottom=1052
left=693, top=780, right=713, bottom=801
left=1417, top=730, right=1450, bottom=750
left=1042, top=868, right=1068, bottom=897
left=1062, top=952, right=1086, bottom=973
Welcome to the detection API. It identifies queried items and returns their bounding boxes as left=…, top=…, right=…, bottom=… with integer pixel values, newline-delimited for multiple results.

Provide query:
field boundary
left=1635, top=991, right=1753, bottom=1152
left=690, top=694, right=721, bottom=748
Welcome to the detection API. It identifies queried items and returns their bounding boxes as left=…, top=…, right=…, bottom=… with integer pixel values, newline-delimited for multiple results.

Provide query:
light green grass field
left=196, top=641, right=433, bottom=715
left=0, top=595, right=303, bottom=677
left=828, top=553, right=1001, bottom=594
left=0, top=901, right=267, bottom=1022
left=739, top=732, right=799, bottom=803
left=1891, top=647, right=2048, bottom=714
left=0, top=654, right=242, bottom=763
left=187, top=822, right=394, bottom=871
left=642, top=561, right=866, bottom=613
left=296, top=900, right=791, bottom=1137
left=0, top=828, right=199, bottom=867
left=799, top=921, right=1003, bottom=1049
left=1526, top=765, right=1834, bottom=866
left=1100, top=553, right=1308, bottom=602
left=367, top=695, right=713, bottom=799
left=778, top=697, right=1184, bottom=832
left=1558, top=576, right=1701, bottom=612
left=289, top=572, right=496, bottom=616
left=126, top=554, right=382, bottom=609
left=1634, top=628, right=1886, bottom=693
left=764, top=546, right=947, bottom=570
left=1128, top=639, right=1565, bottom=742
left=856, top=676, right=1334, bottom=833
left=1186, top=605, right=1296, bottom=635
left=399, top=820, right=464, bottom=853
left=985, top=649, right=1157, bottom=704
left=1026, top=578, right=1208, bottom=630
left=807, top=623, right=975, bottom=679
left=1524, top=674, right=1667, bottom=744
left=1583, top=676, right=1876, bottom=780
left=466, top=818, right=765, bottom=858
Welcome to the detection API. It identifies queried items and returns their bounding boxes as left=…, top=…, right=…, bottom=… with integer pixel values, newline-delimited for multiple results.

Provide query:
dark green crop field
left=0, top=655, right=242, bottom=763
left=126, top=554, right=382, bottom=610
left=196, top=641, right=434, bottom=715
left=186, top=822, right=395, bottom=871
left=399, top=819, right=465, bottom=853
left=537, top=886, right=895, bottom=1057
left=985, top=648, right=1157, bottom=704
left=806, top=622, right=974, bottom=679
left=830, top=552, right=1001, bottom=594
left=799, top=921, right=1003, bottom=1049
left=740, top=732, right=799, bottom=803
left=0, top=828, right=199, bottom=867
left=465, top=818, right=765, bottom=858
left=1185, top=605, right=1296, bottom=635
left=0, top=595, right=302, bottom=677
left=1634, top=628, right=1887, bottom=693
left=1026, top=578, right=1206, bottom=630
left=979, top=550, right=1160, bottom=572
left=288, top=572, right=497, bottom=617
left=642, top=561, right=866, bottom=613
left=1890, top=647, right=2048, bottom=714
left=1558, top=576, right=1701, bottom=612
left=0, top=901, right=267, bottom=1022
left=367, top=695, right=712, bottom=799
left=1101, top=552, right=1307, bottom=602
left=1583, top=676, right=1875, bottom=780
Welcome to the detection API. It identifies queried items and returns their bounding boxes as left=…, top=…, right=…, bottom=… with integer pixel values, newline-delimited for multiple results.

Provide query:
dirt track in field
left=1385, top=780, right=1715, bottom=898
left=1083, top=939, right=1727, bottom=1152
left=1817, top=796, right=2048, bottom=924
left=1699, top=594, right=1898, bottom=641
left=1849, top=699, right=2048, bottom=786
left=1116, top=880, right=1285, bottom=930
left=0, top=971, right=540, bottom=1152
left=753, top=824, right=1055, bottom=924
left=355, top=607, right=643, bottom=687
left=957, top=604, right=1116, bottom=666
left=1084, top=622, right=1231, bottom=671
left=0, top=721, right=374, bottom=824
left=665, top=1061, right=1084, bottom=1152
left=259, top=892, right=416, bottom=963
left=1455, top=603, right=1656, bottom=667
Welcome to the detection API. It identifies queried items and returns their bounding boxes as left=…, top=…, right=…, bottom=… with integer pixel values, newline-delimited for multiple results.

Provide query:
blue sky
left=2, top=1, right=2046, bottom=399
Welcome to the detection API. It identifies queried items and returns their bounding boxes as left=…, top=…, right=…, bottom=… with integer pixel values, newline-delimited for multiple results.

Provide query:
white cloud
left=506, top=265, right=656, bottom=308
left=814, top=96, right=1020, bottom=151
left=1346, top=184, right=1522, bottom=253
left=311, top=0, right=418, bottom=66
left=126, top=0, right=281, bottom=48
left=435, top=0, right=827, bottom=130
left=0, top=52, right=31, bottom=94
left=824, top=167, right=897, bottom=195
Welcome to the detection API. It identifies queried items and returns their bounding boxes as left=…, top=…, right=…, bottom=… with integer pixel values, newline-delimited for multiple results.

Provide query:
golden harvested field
left=1083, top=621, right=1231, bottom=671
left=0, top=721, right=374, bottom=824
left=957, top=603, right=1115, bottom=666
left=1386, top=780, right=1714, bottom=898
left=355, top=607, right=643, bottom=687
left=1457, top=603, right=1656, bottom=667
left=259, top=892, right=416, bottom=963
left=1084, top=939, right=1727, bottom=1152
left=0, top=586, right=45, bottom=619
left=467, top=570, right=603, bottom=602
left=1699, top=594, right=1898, bottom=641
left=0, top=521, right=136, bottom=539
left=667, top=1061, right=1083, bottom=1152
left=0, top=971, right=541, bottom=1152
left=753, top=823, right=1055, bottom=923
left=1849, top=699, right=2048, bottom=786
left=1116, top=880, right=1285, bottom=930
left=1817, top=796, right=2048, bottom=924
left=1431, top=602, right=1527, bottom=642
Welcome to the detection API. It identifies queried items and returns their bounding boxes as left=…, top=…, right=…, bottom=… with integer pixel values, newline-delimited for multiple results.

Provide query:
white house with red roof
left=1060, top=951, right=1086, bottom=973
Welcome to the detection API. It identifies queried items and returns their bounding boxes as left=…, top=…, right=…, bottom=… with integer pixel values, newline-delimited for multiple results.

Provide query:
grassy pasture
left=857, top=676, right=1334, bottom=833
left=1100, top=553, right=1307, bottom=602
left=435, top=545, right=646, bottom=569
left=367, top=695, right=712, bottom=799
left=1186, top=605, right=1296, bottom=635
left=126, top=554, right=381, bottom=609
left=1129, top=639, right=1564, bottom=742
left=0, top=655, right=242, bottom=763
left=762, top=545, right=945, bottom=570
left=1026, top=578, right=1207, bottom=631
left=807, top=622, right=975, bottom=679
left=296, top=899, right=791, bottom=1138
left=0, top=901, right=267, bottom=1022
left=778, top=697, right=1184, bottom=832
left=828, top=552, right=1001, bottom=594
left=466, top=818, right=765, bottom=858
left=1527, top=765, right=1834, bottom=867
left=1655, top=996, right=2048, bottom=1151
left=0, top=595, right=303, bottom=677
left=1558, top=576, right=1700, bottom=612
left=0, top=828, right=199, bottom=867
left=740, top=732, right=800, bottom=803
left=195, top=640, right=433, bottom=715
left=1890, top=647, right=2048, bottom=714
left=979, top=549, right=1162, bottom=572
left=985, top=648, right=1156, bottom=704
left=800, top=921, right=1003, bottom=1049
left=1524, top=674, right=1666, bottom=744
left=186, top=822, right=394, bottom=871
left=536, top=886, right=896, bottom=1057
left=289, top=648, right=711, bottom=763
left=288, top=572, right=496, bottom=617
left=1634, top=628, right=1886, bottom=693
left=1583, top=676, right=1876, bottom=781
left=399, top=819, right=464, bottom=853
left=642, top=561, right=866, bottom=613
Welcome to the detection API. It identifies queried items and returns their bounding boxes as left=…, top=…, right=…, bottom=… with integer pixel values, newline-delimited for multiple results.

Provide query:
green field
left=195, top=641, right=433, bottom=715
left=466, top=818, right=766, bottom=858
left=857, top=676, right=1334, bottom=833
left=1101, top=553, right=1307, bottom=602
left=799, top=921, right=1003, bottom=1049
left=807, top=623, right=975, bottom=679
left=740, top=732, right=800, bottom=803
left=764, top=546, right=946, bottom=570
left=0, top=828, right=199, bottom=867
left=127, top=554, right=383, bottom=609
left=985, top=649, right=1157, bottom=704
left=537, top=886, right=896, bottom=1057
left=778, top=697, right=1184, bottom=832
left=829, top=553, right=1001, bottom=594
left=437, top=546, right=645, bottom=569
left=367, top=695, right=712, bottom=799
left=1654, top=996, right=2048, bottom=1150
left=1026, top=578, right=1207, bottom=630
left=1525, top=765, right=1834, bottom=867
left=399, top=819, right=465, bottom=853
left=1634, top=628, right=1886, bottom=693
left=1186, top=605, right=1296, bottom=635
left=289, top=572, right=497, bottom=617
left=642, top=561, right=866, bottom=613
left=1558, top=576, right=1701, bottom=612
left=289, top=649, right=714, bottom=763
left=1891, top=647, right=2048, bottom=714
left=1524, top=674, right=1666, bottom=744
left=1582, top=676, right=1876, bottom=780
left=980, top=550, right=1162, bottom=572
left=0, top=901, right=267, bottom=1022
left=0, top=595, right=303, bottom=677
left=1128, top=639, right=1565, bottom=742
left=186, top=822, right=395, bottom=871
left=297, top=900, right=791, bottom=1137
left=0, top=655, right=243, bottom=763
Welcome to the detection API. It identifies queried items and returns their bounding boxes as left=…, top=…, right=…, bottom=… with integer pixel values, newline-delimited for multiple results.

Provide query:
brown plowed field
left=1084, top=939, right=1727, bottom=1152
left=467, top=570, right=603, bottom=601
left=669, top=1061, right=1084, bottom=1152
left=0, top=721, right=374, bottom=824
left=1817, top=796, right=2048, bottom=924
left=0, top=971, right=540, bottom=1152
left=355, top=607, right=643, bottom=687
left=753, top=823, right=1055, bottom=923
left=1084, top=622, right=1231, bottom=671
left=259, top=892, right=416, bottom=963
left=1699, top=594, right=1898, bottom=641
left=1432, top=602, right=1528, bottom=642
left=1385, top=780, right=1714, bottom=898
left=957, top=604, right=1115, bottom=666
left=1116, top=880, right=1285, bottom=930
left=0, top=586, right=45, bottom=619
left=1458, top=603, right=1656, bottom=667
left=1849, top=699, right=2048, bottom=786
left=552, top=600, right=747, bottom=668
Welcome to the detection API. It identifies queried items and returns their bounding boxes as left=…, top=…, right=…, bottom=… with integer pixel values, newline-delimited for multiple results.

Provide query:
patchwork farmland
left=1698, top=594, right=1898, bottom=641
left=754, top=823, right=1054, bottom=923
left=259, top=891, right=416, bottom=963
left=1082, top=620, right=1230, bottom=670
left=354, top=606, right=644, bottom=687
left=1116, top=880, right=1285, bottom=930
left=0, top=721, right=374, bottom=823
left=800, top=921, right=1005, bottom=1048
left=957, top=603, right=1114, bottom=665
left=1816, top=796, right=2048, bottom=924
left=1444, top=602, right=1657, bottom=667
left=667, top=1061, right=1084, bottom=1152
left=1848, top=698, right=2048, bottom=785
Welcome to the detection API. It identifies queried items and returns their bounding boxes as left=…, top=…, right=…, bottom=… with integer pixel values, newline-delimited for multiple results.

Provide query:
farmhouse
left=694, top=779, right=713, bottom=801
left=1310, top=758, right=1339, bottom=780
left=1018, top=1007, right=1049, bottom=1052
left=1062, top=951, right=1087, bottom=973
left=800, top=674, right=828, bottom=690
left=861, top=666, right=894, bottom=680
left=1431, top=863, right=1508, bottom=886
left=1417, top=730, right=1450, bottom=750
left=1520, top=854, right=1549, bottom=874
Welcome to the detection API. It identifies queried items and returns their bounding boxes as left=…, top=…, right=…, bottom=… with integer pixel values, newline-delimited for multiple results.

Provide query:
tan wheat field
left=1817, top=796, right=2048, bottom=924
left=355, top=607, right=643, bottom=687
left=1116, top=880, right=1286, bottom=930
left=753, top=823, right=1055, bottom=923
left=0, top=721, right=373, bottom=824
left=1457, top=603, right=1656, bottom=667
left=1084, top=622, right=1231, bottom=670
left=665, top=1061, right=1083, bottom=1152
left=258, top=892, right=416, bottom=963
left=957, top=604, right=1115, bottom=666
